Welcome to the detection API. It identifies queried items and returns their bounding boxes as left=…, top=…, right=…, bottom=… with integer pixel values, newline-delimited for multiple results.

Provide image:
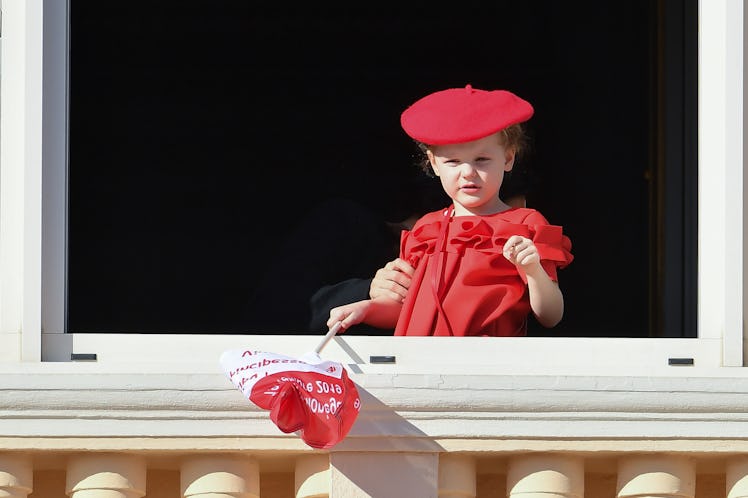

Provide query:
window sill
left=38, top=332, right=728, bottom=374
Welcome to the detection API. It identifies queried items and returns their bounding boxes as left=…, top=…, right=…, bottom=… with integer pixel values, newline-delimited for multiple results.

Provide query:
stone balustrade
left=2, top=365, right=748, bottom=497
left=2, top=450, right=747, bottom=497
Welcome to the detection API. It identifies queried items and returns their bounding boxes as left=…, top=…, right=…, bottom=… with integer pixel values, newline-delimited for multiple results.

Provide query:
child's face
left=427, top=133, right=515, bottom=216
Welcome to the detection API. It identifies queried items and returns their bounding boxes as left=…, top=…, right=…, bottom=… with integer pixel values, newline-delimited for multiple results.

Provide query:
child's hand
left=327, top=300, right=372, bottom=332
left=503, top=235, right=540, bottom=269
left=369, top=258, right=415, bottom=303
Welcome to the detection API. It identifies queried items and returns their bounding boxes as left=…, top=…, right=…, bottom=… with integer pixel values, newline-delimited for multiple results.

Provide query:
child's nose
left=460, top=163, right=477, bottom=177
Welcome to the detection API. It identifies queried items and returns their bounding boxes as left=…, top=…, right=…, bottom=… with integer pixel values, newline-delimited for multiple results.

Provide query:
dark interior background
left=68, top=2, right=676, bottom=337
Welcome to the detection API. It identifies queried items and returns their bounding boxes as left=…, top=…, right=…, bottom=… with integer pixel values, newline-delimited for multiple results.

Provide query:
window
left=10, top=0, right=742, bottom=366
left=64, top=2, right=696, bottom=338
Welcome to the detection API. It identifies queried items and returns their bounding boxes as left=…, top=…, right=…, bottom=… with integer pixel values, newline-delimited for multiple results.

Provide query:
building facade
left=1, top=1, right=747, bottom=497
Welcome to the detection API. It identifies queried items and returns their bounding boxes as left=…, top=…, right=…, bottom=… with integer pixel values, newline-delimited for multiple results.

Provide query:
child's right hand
left=327, top=300, right=372, bottom=332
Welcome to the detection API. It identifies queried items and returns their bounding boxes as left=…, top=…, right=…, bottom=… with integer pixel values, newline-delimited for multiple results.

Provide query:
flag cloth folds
left=220, top=348, right=360, bottom=449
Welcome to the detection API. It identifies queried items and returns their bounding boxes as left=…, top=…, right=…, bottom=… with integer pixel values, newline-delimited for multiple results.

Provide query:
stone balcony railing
left=3, top=339, right=748, bottom=497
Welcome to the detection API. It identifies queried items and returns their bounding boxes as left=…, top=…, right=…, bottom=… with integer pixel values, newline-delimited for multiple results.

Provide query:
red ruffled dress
left=394, top=206, right=574, bottom=337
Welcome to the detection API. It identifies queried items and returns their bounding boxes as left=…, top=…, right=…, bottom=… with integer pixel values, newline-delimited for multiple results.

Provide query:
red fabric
left=220, top=349, right=360, bottom=449
left=400, top=85, right=534, bottom=145
left=395, top=207, right=573, bottom=337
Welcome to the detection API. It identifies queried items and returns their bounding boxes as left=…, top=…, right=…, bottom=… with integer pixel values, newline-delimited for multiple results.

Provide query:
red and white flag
left=220, top=348, right=360, bottom=449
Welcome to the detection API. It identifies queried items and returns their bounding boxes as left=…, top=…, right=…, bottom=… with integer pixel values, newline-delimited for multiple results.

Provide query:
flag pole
left=314, top=321, right=342, bottom=354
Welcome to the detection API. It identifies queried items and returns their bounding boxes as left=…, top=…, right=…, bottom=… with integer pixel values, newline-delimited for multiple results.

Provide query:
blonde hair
left=414, top=123, right=529, bottom=176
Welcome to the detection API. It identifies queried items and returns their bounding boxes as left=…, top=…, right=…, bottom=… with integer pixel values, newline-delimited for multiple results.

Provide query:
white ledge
left=3, top=368, right=748, bottom=450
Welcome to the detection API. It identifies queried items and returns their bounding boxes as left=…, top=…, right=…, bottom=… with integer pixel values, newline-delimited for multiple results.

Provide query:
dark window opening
left=68, top=1, right=697, bottom=337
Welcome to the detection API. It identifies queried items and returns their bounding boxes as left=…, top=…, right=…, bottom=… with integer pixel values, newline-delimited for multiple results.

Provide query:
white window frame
left=1, top=0, right=744, bottom=369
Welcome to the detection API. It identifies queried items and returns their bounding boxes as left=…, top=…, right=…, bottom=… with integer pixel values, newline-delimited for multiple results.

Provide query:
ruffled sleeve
left=515, top=210, right=573, bottom=282
left=532, top=224, right=573, bottom=266
left=398, top=211, right=445, bottom=268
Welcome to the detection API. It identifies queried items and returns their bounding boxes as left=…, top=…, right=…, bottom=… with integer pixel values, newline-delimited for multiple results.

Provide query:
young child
left=327, top=84, right=573, bottom=336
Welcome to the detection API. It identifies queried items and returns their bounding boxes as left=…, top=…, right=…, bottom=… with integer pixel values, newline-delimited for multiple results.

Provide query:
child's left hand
left=503, top=235, right=540, bottom=269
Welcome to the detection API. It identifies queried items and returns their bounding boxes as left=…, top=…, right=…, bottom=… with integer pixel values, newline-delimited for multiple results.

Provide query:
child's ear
left=504, top=148, right=516, bottom=172
left=427, top=150, right=440, bottom=176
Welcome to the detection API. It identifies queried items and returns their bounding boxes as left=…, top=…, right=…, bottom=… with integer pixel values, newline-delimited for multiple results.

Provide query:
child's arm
left=503, top=235, right=564, bottom=327
left=327, top=298, right=403, bottom=332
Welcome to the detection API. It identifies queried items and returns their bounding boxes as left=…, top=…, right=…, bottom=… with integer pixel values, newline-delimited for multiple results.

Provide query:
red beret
left=400, top=85, right=534, bottom=145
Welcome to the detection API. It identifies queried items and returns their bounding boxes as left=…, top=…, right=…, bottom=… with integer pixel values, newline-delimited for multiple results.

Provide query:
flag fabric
left=220, top=348, right=360, bottom=449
